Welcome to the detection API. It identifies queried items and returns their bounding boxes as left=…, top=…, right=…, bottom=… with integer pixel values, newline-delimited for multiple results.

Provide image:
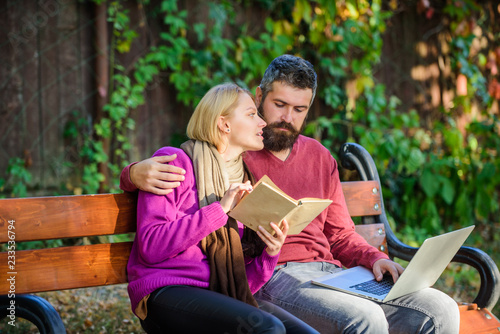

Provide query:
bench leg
left=1, top=294, right=66, bottom=334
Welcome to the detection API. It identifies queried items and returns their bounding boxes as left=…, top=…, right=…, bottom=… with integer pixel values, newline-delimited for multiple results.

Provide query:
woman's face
left=224, top=93, right=267, bottom=155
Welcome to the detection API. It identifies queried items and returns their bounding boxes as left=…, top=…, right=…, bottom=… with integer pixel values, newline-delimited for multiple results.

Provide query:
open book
left=228, top=175, right=332, bottom=235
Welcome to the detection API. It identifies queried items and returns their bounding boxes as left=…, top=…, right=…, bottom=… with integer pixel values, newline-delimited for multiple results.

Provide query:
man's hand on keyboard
left=372, top=259, right=405, bottom=283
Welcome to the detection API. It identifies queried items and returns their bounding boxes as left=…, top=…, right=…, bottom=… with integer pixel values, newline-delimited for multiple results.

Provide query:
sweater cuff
left=260, top=249, right=281, bottom=271
left=367, top=252, right=390, bottom=269
left=120, top=162, right=139, bottom=193
left=202, top=202, right=230, bottom=232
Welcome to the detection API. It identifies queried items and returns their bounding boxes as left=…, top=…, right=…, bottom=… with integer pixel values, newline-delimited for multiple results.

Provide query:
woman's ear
left=217, top=116, right=228, bottom=133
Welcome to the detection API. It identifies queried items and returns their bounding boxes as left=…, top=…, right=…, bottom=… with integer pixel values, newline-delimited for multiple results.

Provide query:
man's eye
left=275, top=103, right=284, bottom=108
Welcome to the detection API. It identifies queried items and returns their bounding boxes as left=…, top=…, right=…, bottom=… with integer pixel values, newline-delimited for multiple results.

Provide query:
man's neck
left=269, top=147, right=292, bottom=161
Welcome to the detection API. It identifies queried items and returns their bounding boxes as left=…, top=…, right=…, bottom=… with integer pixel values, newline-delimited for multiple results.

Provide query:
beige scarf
left=180, top=140, right=258, bottom=308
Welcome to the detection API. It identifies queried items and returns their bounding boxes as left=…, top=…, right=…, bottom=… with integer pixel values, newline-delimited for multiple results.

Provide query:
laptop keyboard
left=349, top=276, right=394, bottom=296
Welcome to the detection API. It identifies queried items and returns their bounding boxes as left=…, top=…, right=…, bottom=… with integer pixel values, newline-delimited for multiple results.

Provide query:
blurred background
left=0, top=0, right=499, bottom=332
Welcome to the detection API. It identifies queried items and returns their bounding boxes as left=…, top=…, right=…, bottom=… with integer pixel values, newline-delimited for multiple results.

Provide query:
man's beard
left=259, top=105, right=302, bottom=152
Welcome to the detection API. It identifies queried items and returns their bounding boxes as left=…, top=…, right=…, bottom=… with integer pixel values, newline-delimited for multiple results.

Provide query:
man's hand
left=372, top=259, right=404, bottom=283
left=130, top=155, right=186, bottom=195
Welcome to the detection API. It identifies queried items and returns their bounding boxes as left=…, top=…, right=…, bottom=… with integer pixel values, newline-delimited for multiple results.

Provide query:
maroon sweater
left=243, top=135, right=388, bottom=269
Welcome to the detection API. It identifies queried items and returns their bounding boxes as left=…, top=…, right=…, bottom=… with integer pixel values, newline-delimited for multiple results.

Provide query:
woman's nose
left=258, top=117, right=267, bottom=128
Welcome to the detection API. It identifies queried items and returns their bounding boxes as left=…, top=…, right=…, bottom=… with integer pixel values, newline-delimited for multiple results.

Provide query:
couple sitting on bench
left=121, top=54, right=460, bottom=333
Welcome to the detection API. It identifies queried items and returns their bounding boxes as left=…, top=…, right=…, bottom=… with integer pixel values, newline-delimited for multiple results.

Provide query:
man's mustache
left=265, top=121, right=299, bottom=134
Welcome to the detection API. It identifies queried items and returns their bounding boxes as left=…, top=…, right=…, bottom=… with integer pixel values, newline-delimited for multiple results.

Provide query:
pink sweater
left=125, top=147, right=279, bottom=315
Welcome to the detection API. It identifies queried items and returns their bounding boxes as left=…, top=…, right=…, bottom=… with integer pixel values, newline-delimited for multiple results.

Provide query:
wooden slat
left=0, top=242, right=132, bottom=294
left=355, top=223, right=388, bottom=254
left=341, top=181, right=382, bottom=217
left=0, top=192, right=137, bottom=243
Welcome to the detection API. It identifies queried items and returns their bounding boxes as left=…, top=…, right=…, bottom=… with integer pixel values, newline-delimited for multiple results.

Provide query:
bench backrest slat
left=341, top=180, right=382, bottom=217
left=0, top=242, right=132, bottom=294
left=0, top=193, right=137, bottom=243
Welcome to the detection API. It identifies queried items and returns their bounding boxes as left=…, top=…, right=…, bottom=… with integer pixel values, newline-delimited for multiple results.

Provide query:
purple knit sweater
left=126, top=147, right=279, bottom=315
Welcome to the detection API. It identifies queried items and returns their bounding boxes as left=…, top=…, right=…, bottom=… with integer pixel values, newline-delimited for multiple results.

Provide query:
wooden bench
left=1, top=142, right=499, bottom=333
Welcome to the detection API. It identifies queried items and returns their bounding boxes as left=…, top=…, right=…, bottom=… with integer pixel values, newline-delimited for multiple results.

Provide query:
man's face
left=256, top=81, right=312, bottom=152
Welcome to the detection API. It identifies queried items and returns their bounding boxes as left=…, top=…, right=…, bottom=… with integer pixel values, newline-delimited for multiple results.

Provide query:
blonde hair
left=186, top=83, right=252, bottom=148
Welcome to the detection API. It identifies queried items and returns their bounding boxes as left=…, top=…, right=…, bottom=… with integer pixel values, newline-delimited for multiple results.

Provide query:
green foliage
left=304, top=0, right=500, bottom=238
left=0, top=157, right=33, bottom=198
left=81, top=0, right=499, bottom=239
left=81, top=1, right=141, bottom=194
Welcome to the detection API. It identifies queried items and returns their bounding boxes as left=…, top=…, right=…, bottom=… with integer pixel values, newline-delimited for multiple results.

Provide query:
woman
left=127, top=83, right=318, bottom=333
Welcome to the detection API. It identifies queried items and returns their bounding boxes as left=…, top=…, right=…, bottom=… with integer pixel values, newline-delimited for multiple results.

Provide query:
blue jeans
left=254, top=262, right=460, bottom=334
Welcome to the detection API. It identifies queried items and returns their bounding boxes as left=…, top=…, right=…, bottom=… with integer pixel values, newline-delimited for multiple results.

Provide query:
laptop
left=311, top=225, right=474, bottom=303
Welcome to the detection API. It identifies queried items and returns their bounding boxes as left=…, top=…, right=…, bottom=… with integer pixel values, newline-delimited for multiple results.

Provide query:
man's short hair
left=259, top=54, right=318, bottom=106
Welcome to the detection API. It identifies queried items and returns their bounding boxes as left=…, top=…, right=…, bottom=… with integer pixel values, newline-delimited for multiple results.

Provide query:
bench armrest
left=339, top=142, right=500, bottom=310
left=0, top=294, right=65, bottom=333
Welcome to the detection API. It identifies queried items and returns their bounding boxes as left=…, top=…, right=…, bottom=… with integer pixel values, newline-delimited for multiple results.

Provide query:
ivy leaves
left=84, top=0, right=499, bottom=237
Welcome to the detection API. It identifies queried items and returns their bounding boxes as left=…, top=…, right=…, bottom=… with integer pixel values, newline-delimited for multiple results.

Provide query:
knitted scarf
left=180, top=140, right=258, bottom=308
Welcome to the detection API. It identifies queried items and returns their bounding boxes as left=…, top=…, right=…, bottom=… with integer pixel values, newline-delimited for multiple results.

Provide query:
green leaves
left=5, top=157, right=32, bottom=198
left=81, top=0, right=499, bottom=234
left=164, top=10, right=187, bottom=34
left=292, top=0, right=312, bottom=24
left=443, top=127, right=464, bottom=157
left=108, top=2, right=138, bottom=53
left=419, top=168, right=455, bottom=205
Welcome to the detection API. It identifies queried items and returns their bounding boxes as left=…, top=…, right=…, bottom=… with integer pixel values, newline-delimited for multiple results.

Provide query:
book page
left=284, top=199, right=332, bottom=234
left=229, top=182, right=298, bottom=234
left=255, top=175, right=297, bottom=203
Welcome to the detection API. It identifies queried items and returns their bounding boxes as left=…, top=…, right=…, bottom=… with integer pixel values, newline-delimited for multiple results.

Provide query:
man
left=120, top=55, right=460, bottom=333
